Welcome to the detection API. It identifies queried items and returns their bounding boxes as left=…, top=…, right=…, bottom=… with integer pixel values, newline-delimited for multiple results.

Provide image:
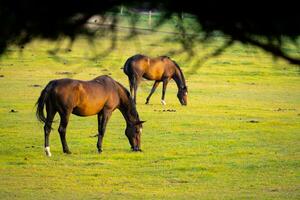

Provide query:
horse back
left=124, top=54, right=177, bottom=81
left=143, top=56, right=176, bottom=80
left=52, top=76, right=119, bottom=116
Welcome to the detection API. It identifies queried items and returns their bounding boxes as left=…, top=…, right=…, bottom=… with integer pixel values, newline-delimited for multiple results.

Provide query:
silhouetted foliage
left=0, top=0, right=299, bottom=64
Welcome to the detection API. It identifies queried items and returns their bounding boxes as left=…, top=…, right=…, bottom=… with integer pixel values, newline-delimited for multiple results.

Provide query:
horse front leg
left=145, top=81, right=160, bottom=104
left=58, top=111, right=71, bottom=154
left=161, top=79, right=169, bottom=105
left=97, top=110, right=112, bottom=153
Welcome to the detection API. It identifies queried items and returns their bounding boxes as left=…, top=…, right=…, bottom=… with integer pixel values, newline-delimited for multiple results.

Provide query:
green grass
left=0, top=18, right=299, bottom=199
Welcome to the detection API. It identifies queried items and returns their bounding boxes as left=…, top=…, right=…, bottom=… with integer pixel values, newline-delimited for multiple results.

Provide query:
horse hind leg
left=133, top=82, right=138, bottom=104
left=133, top=75, right=142, bottom=104
left=58, top=111, right=71, bottom=154
left=128, top=72, right=141, bottom=104
left=97, top=109, right=112, bottom=153
left=128, top=75, right=137, bottom=103
left=145, top=81, right=160, bottom=104
left=129, top=78, right=134, bottom=98
left=44, top=103, right=57, bottom=157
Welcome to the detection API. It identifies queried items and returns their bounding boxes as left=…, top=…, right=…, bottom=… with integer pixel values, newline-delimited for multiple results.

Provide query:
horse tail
left=123, top=57, right=132, bottom=76
left=123, top=56, right=137, bottom=91
left=35, top=80, right=56, bottom=124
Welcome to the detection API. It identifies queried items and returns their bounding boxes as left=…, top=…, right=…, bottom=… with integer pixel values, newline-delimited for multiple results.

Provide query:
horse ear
left=135, top=120, right=146, bottom=125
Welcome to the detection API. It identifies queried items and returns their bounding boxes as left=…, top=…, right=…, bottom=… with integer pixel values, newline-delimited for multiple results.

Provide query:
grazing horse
left=36, top=75, right=145, bottom=156
left=123, top=54, right=188, bottom=105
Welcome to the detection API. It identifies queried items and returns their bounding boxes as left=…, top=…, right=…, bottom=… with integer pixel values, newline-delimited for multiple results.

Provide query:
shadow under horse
left=123, top=54, right=188, bottom=105
left=36, top=75, right=145, bottom=156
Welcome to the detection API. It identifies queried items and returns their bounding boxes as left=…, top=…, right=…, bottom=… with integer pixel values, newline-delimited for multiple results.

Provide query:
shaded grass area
left=0, top=26, right=299, bottom=199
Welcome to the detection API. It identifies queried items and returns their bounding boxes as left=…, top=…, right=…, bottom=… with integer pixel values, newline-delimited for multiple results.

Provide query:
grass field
left=0, top=16, right=300, bottom=199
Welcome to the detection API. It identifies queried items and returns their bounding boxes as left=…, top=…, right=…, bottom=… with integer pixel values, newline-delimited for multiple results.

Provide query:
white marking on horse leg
left=45, top=146, right=52, bottom=157
left=161, top=100, right=166, bottom=105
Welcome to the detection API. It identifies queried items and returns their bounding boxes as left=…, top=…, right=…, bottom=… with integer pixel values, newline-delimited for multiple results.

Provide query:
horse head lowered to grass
left=123, top=54, right=188, bottom=105
left=36, top=75, right=145, bottom=156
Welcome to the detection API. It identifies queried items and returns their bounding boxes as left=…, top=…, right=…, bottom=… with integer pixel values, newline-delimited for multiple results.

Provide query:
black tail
left=35, top=80, right=56, bottom=124
left=123, top=56, right=136, bottom=87
left=123, top=55, right=141, bottom=94
left=123, top=56, right=132, bottom=76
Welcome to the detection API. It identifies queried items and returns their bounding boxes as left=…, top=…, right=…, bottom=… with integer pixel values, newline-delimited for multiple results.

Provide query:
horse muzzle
left=180, top=100, right=187, bottom=106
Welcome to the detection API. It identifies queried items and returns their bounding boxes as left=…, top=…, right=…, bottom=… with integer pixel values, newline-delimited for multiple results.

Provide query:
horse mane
left=159, top=56, right=185, bottom=85
left=93, top=76, right=138, bottom=119
left=116, top=81, right=131, bottom=99
left=171, top=59, right=186, bottom=88
left=115, top=81, right=140, bottom=122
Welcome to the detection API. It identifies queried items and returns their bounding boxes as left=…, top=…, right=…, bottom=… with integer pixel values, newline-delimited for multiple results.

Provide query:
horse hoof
left=63, top=149, right=72, bottom=154
left=64, top=150, right=72, bottom=154
left=45, top=152, right=52, bottom=157
left=45, top=146, right=52, bottom=157
left=132, top=147, right=142, bottom=152
left=45, top=153, right=51, bottom=157
left=161, top=100, right=166, bottom=105
left=145, top=101, right=149, bottom=104
left=98, top=149, right=102, bottom=154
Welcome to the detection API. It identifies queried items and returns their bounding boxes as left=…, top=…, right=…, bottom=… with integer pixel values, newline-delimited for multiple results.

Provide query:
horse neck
left=172, top=67, right=186, bottom=91
left=118, top=87, right=139, bottom=125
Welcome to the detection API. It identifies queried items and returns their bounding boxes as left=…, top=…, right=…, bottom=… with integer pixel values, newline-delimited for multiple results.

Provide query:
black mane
left=116, top=81, right=140, bottom=122
left=172, top=60, right=186, bottom=88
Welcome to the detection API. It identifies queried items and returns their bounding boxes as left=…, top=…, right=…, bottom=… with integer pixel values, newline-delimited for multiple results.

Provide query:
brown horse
left=36, top=75, right=144, bottom=156
left=123, top=54, right=188, bottom=105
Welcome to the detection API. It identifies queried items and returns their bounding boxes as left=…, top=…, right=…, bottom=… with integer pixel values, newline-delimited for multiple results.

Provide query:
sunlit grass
left=0, top=21, right=299, bottom=199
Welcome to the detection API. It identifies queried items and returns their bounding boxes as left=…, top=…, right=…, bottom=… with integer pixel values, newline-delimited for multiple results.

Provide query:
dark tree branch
left=0, top=0, right=299, bottom=66
left=238, top=36, right=300, bottom=65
